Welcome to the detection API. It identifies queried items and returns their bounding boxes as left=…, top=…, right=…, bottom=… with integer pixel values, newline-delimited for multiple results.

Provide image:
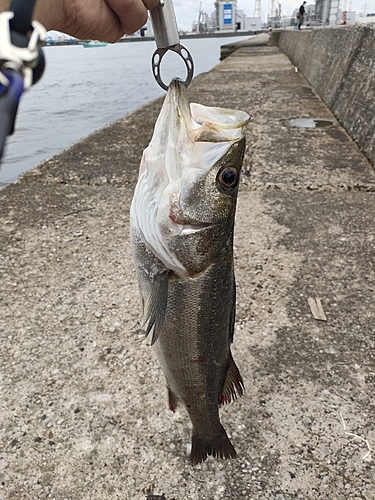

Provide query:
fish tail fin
left=219, top=351, right=244, bottom=406
left=190, top=424, right=237, bottom=465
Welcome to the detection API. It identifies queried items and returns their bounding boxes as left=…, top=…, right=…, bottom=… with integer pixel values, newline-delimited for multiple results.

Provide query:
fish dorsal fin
left=219, top=353, right=244, bottom=405
left=142, top=270, right=169, bottom=345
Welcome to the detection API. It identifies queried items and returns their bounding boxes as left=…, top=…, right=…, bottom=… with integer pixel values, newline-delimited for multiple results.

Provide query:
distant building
left=315, top=0, right=341, bottom=24
left=291, top=3, right=319, bottom=26
left=316, top=0, right=328, bottom=23
left=214, top=0, right=237, bottom=31
left=356, top=12, right=375, bottom=23
left=191, top=11, right=210, bottom=33
left=236, top=9, right=262, bottom=31
left=280, top=3, right=320, bottom=28
left=191, top=0, right=254, bottom=33
left=340, top=11, right=356, bottom=24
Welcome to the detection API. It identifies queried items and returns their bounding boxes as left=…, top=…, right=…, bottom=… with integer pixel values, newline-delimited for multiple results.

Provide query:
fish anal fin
left=168, top=388, right=178, bottom=413
left=219, top=352, right=244, bottom=406
left=191, top=424, right=236, bottom=465
left=142, top=270, right=169, bottom=346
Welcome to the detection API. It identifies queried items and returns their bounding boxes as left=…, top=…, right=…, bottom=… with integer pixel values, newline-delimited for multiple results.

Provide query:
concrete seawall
left=278, top=25, right=375, bottom=166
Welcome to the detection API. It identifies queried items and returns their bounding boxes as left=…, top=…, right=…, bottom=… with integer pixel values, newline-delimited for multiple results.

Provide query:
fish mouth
left=169, top=212, right=216, bottom=235
left=179, top=224, right=215, bottom=235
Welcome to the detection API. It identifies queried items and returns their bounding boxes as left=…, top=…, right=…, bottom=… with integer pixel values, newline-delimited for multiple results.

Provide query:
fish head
left=131, top=78, right=250, bottom=278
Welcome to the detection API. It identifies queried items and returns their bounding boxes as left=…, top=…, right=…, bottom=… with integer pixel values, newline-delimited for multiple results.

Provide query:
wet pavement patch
left=285, top=117, right=337, bottom=128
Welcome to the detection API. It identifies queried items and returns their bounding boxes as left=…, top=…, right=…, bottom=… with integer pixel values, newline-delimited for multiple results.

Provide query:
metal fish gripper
left=150, top=0, right=194, bottom=91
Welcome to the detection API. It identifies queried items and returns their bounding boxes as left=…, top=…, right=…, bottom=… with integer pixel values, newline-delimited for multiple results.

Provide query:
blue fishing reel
left=0, top=0, right=46, bottom=161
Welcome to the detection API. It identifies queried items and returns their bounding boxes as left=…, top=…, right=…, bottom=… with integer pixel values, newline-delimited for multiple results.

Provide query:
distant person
left=0, top=0, right=159, bottom=42
left=297, top=1, right=306, bottom=29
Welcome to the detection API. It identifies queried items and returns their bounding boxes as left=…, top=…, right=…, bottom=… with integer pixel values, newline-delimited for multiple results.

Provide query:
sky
left=173, top=0, right=369, bottom=30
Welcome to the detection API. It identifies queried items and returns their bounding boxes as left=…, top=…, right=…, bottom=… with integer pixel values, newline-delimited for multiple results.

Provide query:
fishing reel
left=0, top=12, right=46, bottom=89
left=0, top=7, right=46, bottom=159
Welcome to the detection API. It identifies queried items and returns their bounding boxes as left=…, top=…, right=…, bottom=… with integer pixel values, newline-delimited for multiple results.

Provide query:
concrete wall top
left=278, top=25, right=375, bottom=167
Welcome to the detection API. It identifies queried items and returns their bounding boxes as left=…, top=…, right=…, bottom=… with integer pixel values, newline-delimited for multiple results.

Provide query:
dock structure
left=0, top=27, right=374, bottom=499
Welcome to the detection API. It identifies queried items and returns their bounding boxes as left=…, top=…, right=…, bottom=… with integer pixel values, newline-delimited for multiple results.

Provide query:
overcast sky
left=173, top=0, right=370, bottom=29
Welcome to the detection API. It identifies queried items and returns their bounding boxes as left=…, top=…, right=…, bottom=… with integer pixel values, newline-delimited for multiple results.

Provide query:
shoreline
left=46, top=30, right=259, bottom=47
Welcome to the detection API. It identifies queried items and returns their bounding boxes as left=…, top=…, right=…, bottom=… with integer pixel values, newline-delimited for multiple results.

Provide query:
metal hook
left=151, top=43, right=194, bottom=91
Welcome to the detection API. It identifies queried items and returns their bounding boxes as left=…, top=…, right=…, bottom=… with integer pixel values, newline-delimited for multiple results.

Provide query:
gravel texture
left=0, top=42, right=374, bottom=499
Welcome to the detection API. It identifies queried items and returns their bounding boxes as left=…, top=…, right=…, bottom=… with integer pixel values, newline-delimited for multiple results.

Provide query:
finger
left=142, top=0, right=160, bottom=9
left=108, top=0, right=151, bottom=35
left=33, top=0, right=124, bottom=42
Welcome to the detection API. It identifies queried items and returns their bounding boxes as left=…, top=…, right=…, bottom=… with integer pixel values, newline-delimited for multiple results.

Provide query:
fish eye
left=217, top=166, right=239, bottom=191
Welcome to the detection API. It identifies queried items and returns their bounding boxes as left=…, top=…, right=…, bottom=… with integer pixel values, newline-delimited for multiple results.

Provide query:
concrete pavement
left=0, top=41, right=374, bottom=499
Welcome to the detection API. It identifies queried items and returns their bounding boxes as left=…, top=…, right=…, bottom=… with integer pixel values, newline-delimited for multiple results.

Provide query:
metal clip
left=151, top=44, right=194, bottom=91
left=150, top=0, right=194, bottom=91
left=0, top=11, right=46, bottom=90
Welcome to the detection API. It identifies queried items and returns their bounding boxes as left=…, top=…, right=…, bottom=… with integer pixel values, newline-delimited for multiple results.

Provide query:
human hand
left=32, top=0, right=160, bottom=43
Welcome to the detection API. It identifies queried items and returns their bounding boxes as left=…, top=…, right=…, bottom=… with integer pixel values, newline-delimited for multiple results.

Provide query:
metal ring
left=151, top=43, right=194, bottom=91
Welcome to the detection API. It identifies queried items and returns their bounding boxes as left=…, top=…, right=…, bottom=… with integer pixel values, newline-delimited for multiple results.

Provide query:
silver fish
left=130, top=79, right=250, bottom=465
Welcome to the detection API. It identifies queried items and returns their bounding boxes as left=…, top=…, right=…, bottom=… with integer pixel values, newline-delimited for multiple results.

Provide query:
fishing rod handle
left=0, top=69, right=24, bottom=159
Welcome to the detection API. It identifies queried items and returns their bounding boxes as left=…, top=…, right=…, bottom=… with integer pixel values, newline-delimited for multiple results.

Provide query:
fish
left=130, top=78, right=250, bottom=465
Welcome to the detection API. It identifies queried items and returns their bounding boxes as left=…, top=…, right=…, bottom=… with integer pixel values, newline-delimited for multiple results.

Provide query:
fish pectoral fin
left=219, top=352, right=244, bottom=405
left=191, top=424, right=236, bottom=465
left=143, top=270, right=169, bottom=346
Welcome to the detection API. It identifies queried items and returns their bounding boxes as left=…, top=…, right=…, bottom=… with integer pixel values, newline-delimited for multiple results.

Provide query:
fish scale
left=153, top=247, right=233, bottom=409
